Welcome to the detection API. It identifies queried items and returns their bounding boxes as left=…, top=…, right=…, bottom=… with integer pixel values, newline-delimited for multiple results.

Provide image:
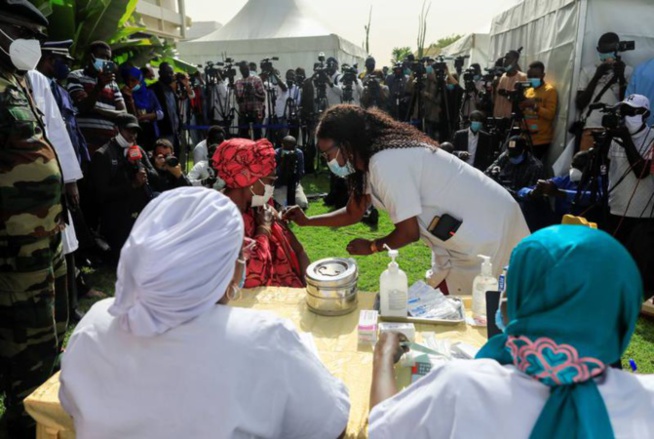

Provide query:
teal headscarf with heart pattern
left=477, top=225, right=643, bottom=439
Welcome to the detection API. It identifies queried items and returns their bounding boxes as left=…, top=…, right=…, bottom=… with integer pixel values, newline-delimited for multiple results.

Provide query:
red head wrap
left=212, top=138, right=276, bottom=188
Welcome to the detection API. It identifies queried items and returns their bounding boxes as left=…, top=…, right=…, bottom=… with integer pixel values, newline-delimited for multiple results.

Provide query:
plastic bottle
left=380, top=245, right=408, bottom=317
left=472, top=255, right=498, bottom=326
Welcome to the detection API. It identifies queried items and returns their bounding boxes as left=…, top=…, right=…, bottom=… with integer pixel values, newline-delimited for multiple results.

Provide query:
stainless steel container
left=305, top=258, right=358, bottom=316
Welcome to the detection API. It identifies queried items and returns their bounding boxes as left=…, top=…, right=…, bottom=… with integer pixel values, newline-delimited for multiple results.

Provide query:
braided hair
left=316, top=105, right=438, bottom=202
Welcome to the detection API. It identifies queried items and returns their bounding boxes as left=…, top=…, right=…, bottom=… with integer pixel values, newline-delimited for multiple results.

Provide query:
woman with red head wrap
left=213, top=138, right=309, bottom=288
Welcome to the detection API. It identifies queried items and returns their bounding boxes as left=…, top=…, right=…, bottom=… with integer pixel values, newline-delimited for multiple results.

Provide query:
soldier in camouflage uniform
left=0, top=2, right=67, bottom=438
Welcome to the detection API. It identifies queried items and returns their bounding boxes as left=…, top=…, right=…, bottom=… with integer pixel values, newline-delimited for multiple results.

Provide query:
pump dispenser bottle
left=380, top=245, right=408, bottom=317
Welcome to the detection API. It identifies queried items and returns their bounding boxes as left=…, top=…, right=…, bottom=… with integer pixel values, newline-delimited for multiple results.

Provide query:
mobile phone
left=428, top=214, right=462, bottom=241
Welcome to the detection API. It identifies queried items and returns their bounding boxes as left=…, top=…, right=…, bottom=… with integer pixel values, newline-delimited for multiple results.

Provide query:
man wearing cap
left=0, top=1, right=67, bottom=437
left=67, top=40, right=126, bottom=156
left=89, top=113, right=157, bottom=264
left=37, top=40, right=90, bottom=165
left=607, top=94, right=654, bottom=292
left=493, top=50, right=528, bottom=120
left=485, top=135, right=546, bottom=197
left=576, top=32, right=632, bottom=151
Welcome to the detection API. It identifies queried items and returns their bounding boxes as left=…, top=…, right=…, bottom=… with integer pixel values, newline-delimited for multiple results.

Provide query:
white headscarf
left=108, top=187, right=244, bottom=337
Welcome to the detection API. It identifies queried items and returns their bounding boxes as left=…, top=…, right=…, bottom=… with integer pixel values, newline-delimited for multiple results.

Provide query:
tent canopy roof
left=194, top=0, right=333, bottom=42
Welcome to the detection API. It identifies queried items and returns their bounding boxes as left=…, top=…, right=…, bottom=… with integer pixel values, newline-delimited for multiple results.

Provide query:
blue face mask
left=473, top=75, right=481, bottom=81
left=598, top=52, right=614, bottom=62
left=426, top=66, right=434, bottom=75
left=495, top=308, right=507, bottom=332
left=92, top=56, right=108, bottom=72
left=53, top=58, right=70, bottom=81
left=529, top=78, right=542, bottom=88
left=132, top=83, right=141, bottom=92
left=328, top=157, right=355, bottom=178
left=509, top=154, right=525, bottom=165
left=470, top=121, right=483, bottom=133
left=446, top=84, right=455, bottom=91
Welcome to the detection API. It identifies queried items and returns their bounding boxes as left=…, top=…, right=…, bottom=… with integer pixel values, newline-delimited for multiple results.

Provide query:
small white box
left=358, top=310, right=379, bottom=344
left=378, top=322, right=416, bottom=342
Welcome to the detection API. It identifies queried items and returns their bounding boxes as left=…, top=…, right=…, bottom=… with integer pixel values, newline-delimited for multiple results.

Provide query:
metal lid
left=306, top=258, right=358, bottom=288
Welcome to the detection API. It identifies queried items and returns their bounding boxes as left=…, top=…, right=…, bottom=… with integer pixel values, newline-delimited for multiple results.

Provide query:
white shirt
left=326, top=72, right=344, bottom=107
left=207, top=80, right=229, bottom=122
left=579, top=64, right=633, bottom=129
left=193, top=139, right=208, bottom=165
left=275, top=84, right=301, bottom=118
left=369, top=359, right=654, bottom=438
left=188, top=160, right=225, bottom=190
left=466, top=128, right=479, bottom=166
left=366, top=147, right=529, bottom=294
left=608, top=127, right=654, bottom=218
left=60, top=299, right=350, bottom=439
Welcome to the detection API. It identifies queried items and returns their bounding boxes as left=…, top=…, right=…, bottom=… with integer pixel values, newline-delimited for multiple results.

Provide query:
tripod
left=573, top=130, right=612, bottom=225
left=264, top=78, right=280, bottom=144
left=406, top=73, right=425, bottom=132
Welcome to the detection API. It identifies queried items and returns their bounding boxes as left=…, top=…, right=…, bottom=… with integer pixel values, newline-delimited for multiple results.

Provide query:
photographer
left=493, top=50, right=528, bottom=119
left=120, top=67, right=164, bottom=152
left=339, top=63, right=364, bottom=105
left=576, top=33, right=632, bottom=151
left=278, top=69, right=302, bottom=139
left=607, top=95, right=654, bottom=288
left=188, top=142, right=225, bottom=190
left=274, top=136, right=308, bottom=210
left=385, top=63, right=410, bottom=121
left=485, top=136, right=546, bottom=197
left=193, top=125, right=225, bottom=165
left=520, top=61, right=558, bottom=160
left=235, top=61, right=266, bottom=139
left=361, top=70, right=389, bottom=111
left=323, top=57, right=344, bottom=107
left=204, top=61, right=230, bottom=128
left=459, top=64, right=483, bottom=122
left=452, top=111, right=495, bottom=171
left=359, top=56, right=377, bottom=81
left=150, top=138, right=191, bottom=193
left=68, top=41, right=126, bottom=155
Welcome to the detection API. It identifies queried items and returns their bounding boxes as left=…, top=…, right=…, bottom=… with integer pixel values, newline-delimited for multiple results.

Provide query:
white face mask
left=250, top=181, right=274, bottom=207
left=569, top=168, right=583, bottom=183
left=115, top=133, right=133, bottom=149
left=625, top=115, right=645, bottom=135
left=0, top=29, right=42, bottom=71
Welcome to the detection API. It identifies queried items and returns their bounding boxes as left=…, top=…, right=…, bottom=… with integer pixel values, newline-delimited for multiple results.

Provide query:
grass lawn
left=2, top=173, right=653, bottom=416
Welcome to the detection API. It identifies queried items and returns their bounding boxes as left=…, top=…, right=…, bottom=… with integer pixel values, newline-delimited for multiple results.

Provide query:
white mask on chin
left=250, top=182, right=274, bottom=207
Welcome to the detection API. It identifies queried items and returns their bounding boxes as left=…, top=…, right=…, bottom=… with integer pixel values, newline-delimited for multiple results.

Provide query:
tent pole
left=567, top=0, right=589, bottom=144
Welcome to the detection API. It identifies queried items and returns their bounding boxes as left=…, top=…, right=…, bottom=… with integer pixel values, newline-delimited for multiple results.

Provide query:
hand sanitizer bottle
left=472, top=255, right=498, bottom=326
left=380, top=245, right=408, bottom=318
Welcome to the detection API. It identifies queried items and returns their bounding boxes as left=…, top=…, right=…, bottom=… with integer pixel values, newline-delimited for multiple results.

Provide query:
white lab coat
left=60, top=299, right=350, bottom=439
left=369, top=359, right=654, bottom=438
left=366, top=146, right=529, bottom=295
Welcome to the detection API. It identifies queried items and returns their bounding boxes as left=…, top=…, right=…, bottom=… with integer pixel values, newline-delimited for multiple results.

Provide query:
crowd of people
left=1, top=0, right=654, bottom=438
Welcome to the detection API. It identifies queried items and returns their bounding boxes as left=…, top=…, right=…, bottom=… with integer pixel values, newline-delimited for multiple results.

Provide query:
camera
left=260, top=57, right=279, bottom=74
left=454, top=55, right=470, bottom=74
left=499, top=81, right=531, bottom=103
left=614, top=40, right=636, bottom=53
left=341, top=65, right=358, bottom=85
left=165, top=155, right=179, bottom=167
left=587, top=103, right=625, bottom=131
left=102, top=61, right=116, bottom=73
left=215, top=59, right=237, bottom=86
left=204, top=61, right=222, bottom=84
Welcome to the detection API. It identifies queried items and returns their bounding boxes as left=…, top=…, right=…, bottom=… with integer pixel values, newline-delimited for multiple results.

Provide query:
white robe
left=369, top=359, right=654, bottom=438
left=60, top=299, right=350, bottom=439
left=367, top=147, right=530, bottom=295
left=28, top=70, right=83, bottom=255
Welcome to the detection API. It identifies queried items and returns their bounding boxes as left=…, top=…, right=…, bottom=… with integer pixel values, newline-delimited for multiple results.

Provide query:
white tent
left=489, top=0, right=654, bottom=170
left=440, top=24, right=492, bottom=71
left=177, top=0, right=367, bottom=74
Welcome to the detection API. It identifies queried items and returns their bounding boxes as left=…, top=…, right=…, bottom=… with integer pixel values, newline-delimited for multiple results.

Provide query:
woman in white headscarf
left=60, top=187, right=350, bottom=439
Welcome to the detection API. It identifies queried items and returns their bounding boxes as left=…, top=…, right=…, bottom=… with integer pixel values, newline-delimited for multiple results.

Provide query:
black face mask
left=160, top=74, right=174, bottom=85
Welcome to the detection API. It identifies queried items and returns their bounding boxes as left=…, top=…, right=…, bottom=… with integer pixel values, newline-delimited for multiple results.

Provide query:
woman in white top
left=369, top=225, right=654, bottom=438
left=284, top=105, right=529, bottom=294
left=60, top=187, right=350, bottom=439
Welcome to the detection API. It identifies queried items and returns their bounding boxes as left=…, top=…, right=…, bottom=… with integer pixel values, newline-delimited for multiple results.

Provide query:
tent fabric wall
left=441, top=26, right=492, bottom=70
left=490, top=0, right=654, bottom=170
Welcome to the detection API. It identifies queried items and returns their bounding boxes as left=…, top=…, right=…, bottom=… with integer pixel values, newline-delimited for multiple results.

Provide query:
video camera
left=214, top=58, right=237, bottom=86
left=498, top=81, right=532, bottom=103
left=341, top=64, right=358, bottom=86
left=454, top=55, right=470, bottom=75
left=260, top=57, right=279, bottom=74
left=409, top=56, right=432, bottom=78
left=589, top=102, right=626, bottom=131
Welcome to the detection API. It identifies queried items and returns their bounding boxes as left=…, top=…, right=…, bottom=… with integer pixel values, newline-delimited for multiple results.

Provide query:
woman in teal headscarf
left=368, top=226, right=654, bottom=439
